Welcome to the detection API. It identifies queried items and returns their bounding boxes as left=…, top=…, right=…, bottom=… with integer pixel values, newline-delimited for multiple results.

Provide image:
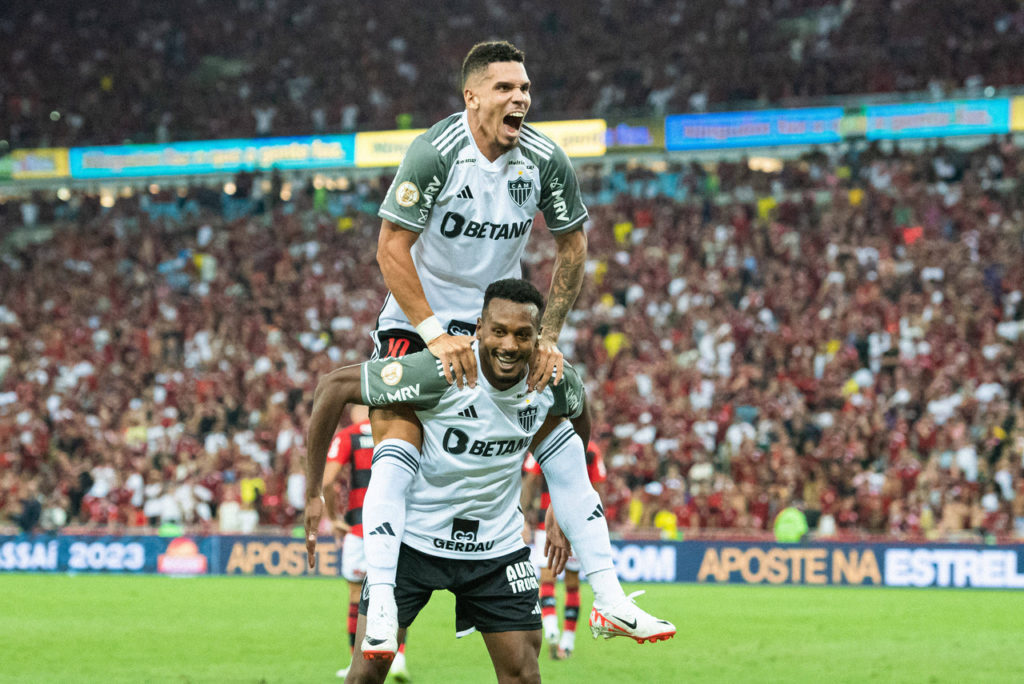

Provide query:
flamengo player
left=522, top=441, right=608, bottom=660
left=322, top=405, right=409, bottom=681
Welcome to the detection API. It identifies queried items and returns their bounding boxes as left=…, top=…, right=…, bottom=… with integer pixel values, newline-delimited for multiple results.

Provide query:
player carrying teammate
left=322, top=405, right=409, bottom=681
left=306, top=280, right=675, bottom=684
left=359, top=39, right=597, bottom=658
left=521, top=441, right=607, bottom=660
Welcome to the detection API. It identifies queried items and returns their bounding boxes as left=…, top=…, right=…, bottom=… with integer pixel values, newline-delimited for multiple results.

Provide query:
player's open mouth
left=495, top=353, right=521, bottom=372
left=503, top=112, right=525, bottom=135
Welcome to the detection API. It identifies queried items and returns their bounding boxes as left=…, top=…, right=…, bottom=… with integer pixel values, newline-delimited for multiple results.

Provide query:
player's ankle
left=367, top=583, right=396, bottom=607
left=588, top=569, right=626, bottom=608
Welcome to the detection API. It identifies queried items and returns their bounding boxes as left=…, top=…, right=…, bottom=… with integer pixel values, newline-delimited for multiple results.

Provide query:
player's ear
left=475, top=317, right=482, bottom=340
left=464, top=87, right=478, bottom=110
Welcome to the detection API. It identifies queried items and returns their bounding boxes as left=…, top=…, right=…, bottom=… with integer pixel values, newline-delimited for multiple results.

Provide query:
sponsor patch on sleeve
left=395, top=181, right=420, bottom=207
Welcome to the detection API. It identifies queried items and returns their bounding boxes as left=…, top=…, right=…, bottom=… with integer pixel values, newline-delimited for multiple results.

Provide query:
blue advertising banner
left=5, top=536, right=1022, bottom=589
left=68, top=135, right=357, bottom=179
left=864, top=99, right=1011, bottom=140
left=665, top=107, right=844, bottom=151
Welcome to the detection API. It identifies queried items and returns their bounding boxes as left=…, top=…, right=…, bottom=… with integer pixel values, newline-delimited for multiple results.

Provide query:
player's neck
left=467, top=115, right=511, bottom=163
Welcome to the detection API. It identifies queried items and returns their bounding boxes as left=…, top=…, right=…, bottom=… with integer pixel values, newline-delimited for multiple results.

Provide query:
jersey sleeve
left=538, top=144, right=588, bottom=235
left=378, top=135, right=448, bottom=233
left=360, top=350, right=450, bottom=410
left=549, top=362, right=585, bottom=420
left=326, top=430, right=348, bottom=464
left=586, top=443, right=607, bottom=484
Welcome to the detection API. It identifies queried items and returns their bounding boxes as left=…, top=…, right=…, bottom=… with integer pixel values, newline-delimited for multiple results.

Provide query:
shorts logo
left=447, top=319, right=477, bottom=337
left=395, top=181, right=420, bottom=207
left=505, top=560, right=539, bottom=593
left=517, top=405, right=538, bottom=431
left=507, top=177, right=533, bottom=207
left=451, top=518, right=479, bottom=541
left=380, top=361, right=403, bottom=386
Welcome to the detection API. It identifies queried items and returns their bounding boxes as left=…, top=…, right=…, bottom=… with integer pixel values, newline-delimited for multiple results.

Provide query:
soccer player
left=306, top=280, right=675, bottom=684
left=521, top=441, right=608, bottom=660
left=361, top=39, right=593, bottom=659
left=322, top=405, right=409, bottom=681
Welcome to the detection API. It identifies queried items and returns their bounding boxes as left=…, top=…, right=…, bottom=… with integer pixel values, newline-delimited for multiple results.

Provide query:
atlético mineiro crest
left=517, top=405, right=538, bottom=431
left=508, top=177, right=533, bottom=207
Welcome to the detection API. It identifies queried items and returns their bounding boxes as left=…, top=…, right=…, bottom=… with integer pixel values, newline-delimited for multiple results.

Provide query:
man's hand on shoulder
left=528, top=334, right=564, bottom=392
left=427, top=333, right=478, bottom=389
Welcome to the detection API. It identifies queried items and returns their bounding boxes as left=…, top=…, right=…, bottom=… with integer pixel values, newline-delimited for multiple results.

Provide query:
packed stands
left=3, top=136, right=1023, bottom=541
left=3, top=0, right=1024, bottom=148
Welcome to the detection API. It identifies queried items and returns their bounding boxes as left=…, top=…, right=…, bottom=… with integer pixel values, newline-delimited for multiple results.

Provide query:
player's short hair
left=482, top=278, right=544, bottom=325
left=461, top=41, right=525, bottom=89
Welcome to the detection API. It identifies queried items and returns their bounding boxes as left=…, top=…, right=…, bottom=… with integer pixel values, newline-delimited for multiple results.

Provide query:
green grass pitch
left=2, top=573, right=1022, bottom=683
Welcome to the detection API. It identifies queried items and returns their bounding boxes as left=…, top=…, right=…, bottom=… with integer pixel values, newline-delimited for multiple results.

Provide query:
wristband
left=415, top=315, right=445, bottom=344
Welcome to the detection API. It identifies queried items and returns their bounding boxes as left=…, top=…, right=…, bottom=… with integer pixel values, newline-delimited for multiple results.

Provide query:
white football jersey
left=360, top=344, right=585, bottom=560
left=377, top=111, right=588, bottom=336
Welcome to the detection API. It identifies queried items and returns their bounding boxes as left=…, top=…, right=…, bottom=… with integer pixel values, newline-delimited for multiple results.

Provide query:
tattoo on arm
left=541, top=232, right=587, bottom=340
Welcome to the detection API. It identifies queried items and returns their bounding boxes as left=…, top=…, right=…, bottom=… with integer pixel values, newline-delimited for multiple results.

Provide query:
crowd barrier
left=3, top=535, right=1022, bottom=589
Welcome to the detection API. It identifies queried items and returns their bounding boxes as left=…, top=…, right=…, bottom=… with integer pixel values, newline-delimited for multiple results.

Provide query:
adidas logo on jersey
left=457, top=405, right=479, bottom=419
left=368, top=522, right=396, bottom=537
left=586, top=503, right=605, bottom=521
left=456, top=185, right=474, bottom=199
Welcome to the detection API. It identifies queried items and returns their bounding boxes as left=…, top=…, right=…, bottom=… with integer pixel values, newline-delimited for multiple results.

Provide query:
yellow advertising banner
left=354, top=119, right=607, bottom=167
left=531, top=119, right=607, bottom=158
left=10, top=147, right=71, bottom=179
left=354, top=129, right=426, bottom=168
left=1011, top=96, right=1024, bottom=132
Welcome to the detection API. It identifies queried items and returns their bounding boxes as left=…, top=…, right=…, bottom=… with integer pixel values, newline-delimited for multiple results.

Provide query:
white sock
left=536, top=423, right=626, bottom=609
left=542, top=614, right=559, bottom=640
left=559, top=629, right=576, bottom=651
left=362, top=439, right=418, bottom=597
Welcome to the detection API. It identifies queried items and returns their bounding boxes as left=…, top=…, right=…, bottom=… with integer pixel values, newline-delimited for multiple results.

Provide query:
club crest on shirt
left=381, top=361, right=403, bottom=386
left=507, top=177, right=532, bottom=207
left=395, top=181, right=420, bottom=207
left=517, top=405, right=538, bottom=431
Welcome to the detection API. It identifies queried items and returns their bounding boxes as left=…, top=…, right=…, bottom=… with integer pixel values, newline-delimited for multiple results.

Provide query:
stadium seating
left=2, top=0, right=1023, bottom=148
left=2, top=136, right=1023, bottom=542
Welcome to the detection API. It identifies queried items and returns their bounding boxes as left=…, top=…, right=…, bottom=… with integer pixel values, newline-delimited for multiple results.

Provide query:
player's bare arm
left=321, top=460, right=350, bottom=543
left=305, top=364, right=363, bottom=567
left=530, top=227, right=587, bottom=392
left=377, top=219, right=477, bottom=388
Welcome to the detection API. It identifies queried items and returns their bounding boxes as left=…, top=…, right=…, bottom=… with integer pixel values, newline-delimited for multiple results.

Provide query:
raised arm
left=529, top=227, right=587, bottom=391
left=377, top=219, right=477, bottom=388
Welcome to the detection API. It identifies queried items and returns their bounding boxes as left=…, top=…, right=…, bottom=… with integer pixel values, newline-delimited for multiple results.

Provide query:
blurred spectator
left=1, top=133, right=1024, bottom=544
left=2, top=1, right=1023, bottom=148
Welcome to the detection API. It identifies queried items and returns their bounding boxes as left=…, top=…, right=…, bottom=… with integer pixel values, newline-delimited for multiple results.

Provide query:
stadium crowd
left=3, top=0, right=1024, bottom=149
left=3, top=134, right=1024, bottom=542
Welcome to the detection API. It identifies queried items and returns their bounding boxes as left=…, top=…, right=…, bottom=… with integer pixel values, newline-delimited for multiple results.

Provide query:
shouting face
left=464, top=61, right=531, bottom=162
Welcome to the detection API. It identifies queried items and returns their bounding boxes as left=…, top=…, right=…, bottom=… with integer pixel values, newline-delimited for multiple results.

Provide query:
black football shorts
left=360, top=544, right=541, bottom=636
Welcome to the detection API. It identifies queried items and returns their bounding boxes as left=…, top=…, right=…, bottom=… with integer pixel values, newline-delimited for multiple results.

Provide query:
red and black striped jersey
left=327, top=420, right=374, bottom=537
left=522, top=441, right=607, bottom=529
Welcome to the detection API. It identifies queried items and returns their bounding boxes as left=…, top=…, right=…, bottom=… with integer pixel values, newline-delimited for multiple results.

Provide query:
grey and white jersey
left=377, top=111, right=588, bottom=336
left=360, top=345, right=585, bottom=560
